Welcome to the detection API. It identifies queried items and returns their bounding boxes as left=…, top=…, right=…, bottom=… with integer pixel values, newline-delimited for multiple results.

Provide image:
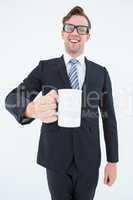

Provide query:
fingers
left=33, top=90, right=59, bottom=123
left=104, top=174, right=112, bottom=186
left=104, top=174, right=115, bottom=186
left=40, top=90, right=58, bottom=105
left=43, top=116, right=58, bottom=123
left=104, top=171, right=109, bottom=185
left=40, top=97, right=56, bottom=104
left=46, top=89, right=58, bottom=101
left=45, top=109, right=57, bottom=117
left=40, top=103, right=57, bottom=112
left=104, top=164, right=117, bottom=186
left=47, top=89, right=58, bottom=97
left=37, top=108, right=58, bottom=123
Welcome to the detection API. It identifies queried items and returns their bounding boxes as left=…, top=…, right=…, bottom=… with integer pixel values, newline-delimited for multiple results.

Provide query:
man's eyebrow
left=64, top=23, right=89, bottom=27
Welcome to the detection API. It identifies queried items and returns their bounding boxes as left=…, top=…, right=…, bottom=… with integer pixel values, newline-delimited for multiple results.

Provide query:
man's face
left=61, top=15, right=90, bottom=57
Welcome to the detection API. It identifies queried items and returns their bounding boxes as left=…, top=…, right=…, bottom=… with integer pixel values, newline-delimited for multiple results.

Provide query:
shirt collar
left=63, top=52, right=85, bottom=65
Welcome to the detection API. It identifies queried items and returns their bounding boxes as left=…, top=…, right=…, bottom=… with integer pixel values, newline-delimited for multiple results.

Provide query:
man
left=5, top=6, right=119, bottom=200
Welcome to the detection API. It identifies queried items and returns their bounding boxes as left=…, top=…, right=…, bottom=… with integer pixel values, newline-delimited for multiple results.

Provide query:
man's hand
left=104, top=162, right=117, bottom=186
left=24, top=89, right=58, bottom=123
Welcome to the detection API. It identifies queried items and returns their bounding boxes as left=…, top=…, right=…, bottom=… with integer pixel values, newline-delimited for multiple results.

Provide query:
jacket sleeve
left=5, top=61, right=43, bottom=125
left=99, top=67, right=119, bottom=162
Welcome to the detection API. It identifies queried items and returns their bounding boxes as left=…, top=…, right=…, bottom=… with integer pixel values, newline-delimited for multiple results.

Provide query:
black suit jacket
left=5, top=55, right=119, bottom=174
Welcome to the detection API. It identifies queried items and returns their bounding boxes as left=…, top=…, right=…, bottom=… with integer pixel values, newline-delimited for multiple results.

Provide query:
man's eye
left=78, top=27, right=87, bottom=33
left=66, top=25, right=74, bottom=30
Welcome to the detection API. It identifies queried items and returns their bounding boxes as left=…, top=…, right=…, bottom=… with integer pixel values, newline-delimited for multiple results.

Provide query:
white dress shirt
left=63, top=52, right=86, bottom=89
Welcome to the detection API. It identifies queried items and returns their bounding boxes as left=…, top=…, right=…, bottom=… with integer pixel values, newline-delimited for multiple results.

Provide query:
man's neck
left=65, top=51, right=84, bottom=59
left=69, top=53, right=81, bottom=58
left=63, top=51, right=85, bottom=66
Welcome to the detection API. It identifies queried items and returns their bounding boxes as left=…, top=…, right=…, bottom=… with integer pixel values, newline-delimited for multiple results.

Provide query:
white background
left=0, top=0, right=133, bottom=199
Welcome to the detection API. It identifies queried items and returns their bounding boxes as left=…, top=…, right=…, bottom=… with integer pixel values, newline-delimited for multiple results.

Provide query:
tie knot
left=69, top=59, right=79, bottom=65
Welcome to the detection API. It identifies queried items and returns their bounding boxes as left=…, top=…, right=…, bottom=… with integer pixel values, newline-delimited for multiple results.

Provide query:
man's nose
left=71, top=27, right=79, bottom=35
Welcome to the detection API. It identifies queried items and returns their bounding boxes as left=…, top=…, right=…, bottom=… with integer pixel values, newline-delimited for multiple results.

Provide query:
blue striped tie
left=69, top=59, right=80, bottom=89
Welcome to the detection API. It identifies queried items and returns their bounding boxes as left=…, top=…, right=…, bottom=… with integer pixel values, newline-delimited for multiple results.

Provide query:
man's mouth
left=69, top=39, right=80, bottom=44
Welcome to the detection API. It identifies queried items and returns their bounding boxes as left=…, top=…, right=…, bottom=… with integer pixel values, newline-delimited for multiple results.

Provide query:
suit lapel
left=57, top=55, right=72, bottom=88
left=81, top=57, right=92, bottom=91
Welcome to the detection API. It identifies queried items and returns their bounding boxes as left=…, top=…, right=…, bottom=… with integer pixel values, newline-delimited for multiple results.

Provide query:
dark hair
left=62, top=6, right=91, bottom=30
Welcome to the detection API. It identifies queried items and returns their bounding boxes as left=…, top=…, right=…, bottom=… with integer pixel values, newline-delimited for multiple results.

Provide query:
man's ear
left=87, top=33, right=90, bottom=40
left=61, top=31, right=64, bottom=39
left=86, top=33, right=90, bottom=41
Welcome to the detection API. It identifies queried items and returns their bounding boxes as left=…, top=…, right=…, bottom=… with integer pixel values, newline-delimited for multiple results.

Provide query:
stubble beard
left=65, top=42, right=84, bottom=57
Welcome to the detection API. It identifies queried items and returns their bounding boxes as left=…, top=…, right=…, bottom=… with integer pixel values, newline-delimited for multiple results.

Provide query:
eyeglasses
left=63, top=23, right=89, bottom=35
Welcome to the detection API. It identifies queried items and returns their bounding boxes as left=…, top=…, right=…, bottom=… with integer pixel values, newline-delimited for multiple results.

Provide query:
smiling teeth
left=70, top=39, right=79, bottom=43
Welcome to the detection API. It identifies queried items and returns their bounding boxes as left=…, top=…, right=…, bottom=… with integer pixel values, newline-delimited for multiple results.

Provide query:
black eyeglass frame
left=63, top=23, right=90, bottom=35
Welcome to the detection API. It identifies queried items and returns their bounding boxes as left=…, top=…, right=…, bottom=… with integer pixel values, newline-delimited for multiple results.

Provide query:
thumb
left=104, top=170, right=109, bottom=185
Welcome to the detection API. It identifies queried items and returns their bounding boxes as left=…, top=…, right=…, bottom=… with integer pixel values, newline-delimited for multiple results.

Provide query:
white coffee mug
left=57, top=89, right=82, bottom=128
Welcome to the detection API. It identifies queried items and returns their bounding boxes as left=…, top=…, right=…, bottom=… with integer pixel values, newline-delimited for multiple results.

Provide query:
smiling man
left=62, top=15, right=90, bottom=57
left=5, top=6, right=119, bottom=200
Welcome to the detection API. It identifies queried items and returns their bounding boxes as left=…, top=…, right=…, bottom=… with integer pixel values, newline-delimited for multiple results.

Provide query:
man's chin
left=65, top=44, right=83, bottom=56
left=68, top=47, right=81, bottom=54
